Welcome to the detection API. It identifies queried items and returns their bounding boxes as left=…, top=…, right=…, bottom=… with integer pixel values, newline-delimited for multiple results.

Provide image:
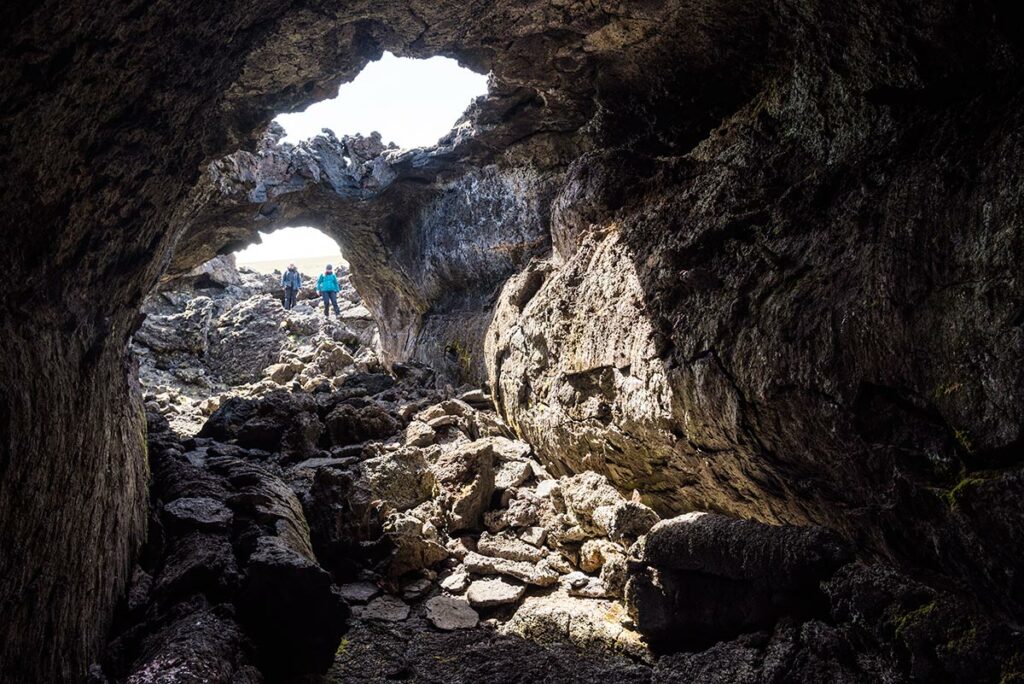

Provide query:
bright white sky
left=236, top=52, right=488, bottom=265
left=274, top=51, right=488, bottom=148
left=235, top=227, right=346, bottom=264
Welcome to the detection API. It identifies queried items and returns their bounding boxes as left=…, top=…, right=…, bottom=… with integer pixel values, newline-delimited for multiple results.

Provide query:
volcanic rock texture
left=2, top=0, right=1024, bottom=681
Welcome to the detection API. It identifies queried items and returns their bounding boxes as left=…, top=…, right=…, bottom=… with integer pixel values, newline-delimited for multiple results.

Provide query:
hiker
left=281, top=263, right=301, bottom=310
left=316, top=263, right=342, bottom=318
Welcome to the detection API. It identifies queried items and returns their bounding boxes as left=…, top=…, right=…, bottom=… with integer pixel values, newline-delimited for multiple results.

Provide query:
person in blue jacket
left=281, top=263, right=301, bottom=310
left=316, top=264, right=342, bottom=318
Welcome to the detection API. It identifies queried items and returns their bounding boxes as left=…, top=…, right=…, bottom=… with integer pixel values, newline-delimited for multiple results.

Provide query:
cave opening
left=134, top=223, right=379, bottom=438
left=5, top=3, right=1024, bottom=682
left=135, top=51, right=492, bottom=438
left=273, top=51, right=489, bottom=149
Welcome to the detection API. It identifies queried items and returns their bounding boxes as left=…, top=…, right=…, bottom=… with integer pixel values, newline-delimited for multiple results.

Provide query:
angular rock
left=338, top=581, right=380, bottom=604
left=362, top=595, right=411, bottom=622
left=500, top=591, right=648, bottom=661
left=360, top=448, right=435, bottom=512
left=478, top=531, right=546, bottom=563
left=592, top=501, right=659, bottom=543
left=384, top=512, right=449, bottom=577
left=404, top=420, right=436, bottom=447
left=466, top=578, right=527, bottom=608
left=401, top=578, right=433, bottom=601
left=424, top=596, right=479, bottom=631
left=495, top=459, right=533, bottom=491
left=520, top=526, right=548, bottom=548
left=462, top=551, right=559, bottom=587
left=440, top=569, right=471, bottom=594
left=432, top=440, right=495, bottom=532
left=579, top=539, right=624, bottom=574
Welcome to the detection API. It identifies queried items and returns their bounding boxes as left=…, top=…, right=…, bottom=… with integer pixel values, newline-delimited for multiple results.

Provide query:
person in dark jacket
left=316, top=264, right=342, bottom=318
left=281, top=263, right=301, bottom=310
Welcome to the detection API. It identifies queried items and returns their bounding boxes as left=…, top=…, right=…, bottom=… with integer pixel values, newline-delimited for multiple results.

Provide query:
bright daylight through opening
left=274, top=51, right=489, bottom=148
left=235, top=52, right=489, bottom=269
left=235, top=226, right=347, bottom=275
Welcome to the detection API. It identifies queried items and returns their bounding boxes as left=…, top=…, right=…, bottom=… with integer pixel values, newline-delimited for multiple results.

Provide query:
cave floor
left=322, top=614, right=650, bottom=684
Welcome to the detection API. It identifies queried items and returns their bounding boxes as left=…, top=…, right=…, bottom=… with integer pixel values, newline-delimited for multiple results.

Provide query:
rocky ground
left=133, top=255, right=380, bottom=435
left=96, top=263, right=1024, bottom=682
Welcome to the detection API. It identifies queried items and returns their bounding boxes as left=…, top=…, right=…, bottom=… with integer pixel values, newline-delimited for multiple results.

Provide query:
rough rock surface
left=134, top=256, right=378, bottom=434
left=4, top=1, right=1024, bottom=680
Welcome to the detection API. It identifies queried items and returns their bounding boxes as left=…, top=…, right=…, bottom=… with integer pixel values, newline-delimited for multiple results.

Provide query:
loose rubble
left=98, top=254, right=1024, bottom=683
left=133, top=254, right=379, bottom=435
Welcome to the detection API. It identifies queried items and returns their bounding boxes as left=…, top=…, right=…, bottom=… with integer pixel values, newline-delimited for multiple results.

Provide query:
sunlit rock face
left=484, top=0, right=1024, bottom=632
left=2, top=0, right=1024, bottom=679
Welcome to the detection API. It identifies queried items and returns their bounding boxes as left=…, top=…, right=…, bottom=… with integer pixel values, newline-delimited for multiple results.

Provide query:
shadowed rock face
left=2, top=0, right=1024, bottom=680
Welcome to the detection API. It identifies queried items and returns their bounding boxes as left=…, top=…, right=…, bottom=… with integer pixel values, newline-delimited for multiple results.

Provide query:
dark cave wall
left=2, top=0, right=1023, bottom=680
left=1, top=2, right=749, bottom=678
left=487, top=0, right=1024, bottom=621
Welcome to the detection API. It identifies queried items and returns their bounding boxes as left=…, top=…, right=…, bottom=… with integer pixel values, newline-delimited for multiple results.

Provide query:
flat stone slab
left=440, top=569, right=470, bottom=594
left=362, top=595, right=410, bottom=622
left=425, top=596, right=479, bottom=630
left=338, top=581, right=380, bottom=604
left=478, top=531, right=546, bottom=563
left=463, top=551, right=559, bottom=587
left=466, top=578, right=527, bottom=608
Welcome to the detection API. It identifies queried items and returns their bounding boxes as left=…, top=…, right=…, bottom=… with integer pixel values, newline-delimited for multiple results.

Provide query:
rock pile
left=105, top=255, right=1024, bottom=682
left=132, top=254, right=379, bottom=434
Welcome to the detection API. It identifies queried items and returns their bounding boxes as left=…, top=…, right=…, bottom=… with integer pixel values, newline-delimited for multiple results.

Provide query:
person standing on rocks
left=281, top=263, right=301, bottom=310
left=316, top=264, right=342, bottom=318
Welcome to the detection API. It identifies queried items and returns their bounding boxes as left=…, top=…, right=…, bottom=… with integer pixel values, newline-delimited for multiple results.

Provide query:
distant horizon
left=237, top=253, right=349, bottom=276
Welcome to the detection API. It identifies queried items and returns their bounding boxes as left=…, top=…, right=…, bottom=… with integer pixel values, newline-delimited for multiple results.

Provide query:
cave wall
left=1, top=1, right=740, bottom=678
left=2, top=0, right=1024, bottom=679
left=487, top=0, right=1024, bottom=621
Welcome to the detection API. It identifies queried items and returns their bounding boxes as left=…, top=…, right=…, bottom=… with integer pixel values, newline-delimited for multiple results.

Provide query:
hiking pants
left=322, top=291, right=340, bottom=316
left=284, top=286, right=298, bottom=310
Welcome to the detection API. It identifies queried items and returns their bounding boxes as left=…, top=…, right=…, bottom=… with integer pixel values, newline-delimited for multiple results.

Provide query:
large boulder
left=199, top=391, right=323, bottom=458
left=325, top=402, right=400, bottom=445
left=431, top=440, right=496, bottom=532
left=625, top=513, right=851, bottom=643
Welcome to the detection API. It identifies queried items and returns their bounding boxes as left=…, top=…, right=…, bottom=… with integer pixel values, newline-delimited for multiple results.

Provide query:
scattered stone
left=402, top=578, right=433, bottom=601
left=592, top=501, right=659, bottom=542
left=361, top=448, right=436, bottom=512
left=384, top=512, right=449, bottom=576
left=432, top=441, right=495, bottom=532
left=478, top=531, right=546, bottom=563
left=404, top=420, right=435, bottom=447
left=579, top=539, right=624, bottom=574
left=535, top=479, right=561, bottom=499
left=338, top=581, right=380, bottom=604
left=495, top=459, right=532, bottom=490
left=466, top=578, right=527, bottom=608
left=424, top=596, right=480, bottom=631
left=462, top=551, right=559, bottom=587
left=458, top=389, right=491, bottom=406
left=440, top=569, right=471, bottom=594
left=427, top=414, right=459, bottom=429
left=563, top=572, right=610, bottom=598
left=520, top=526, right=547, bottom=548
left=362, top=595, right=411, bottom=622
left=500, top=591, right=649, bottom=661
left=600, top=555, right=629, bottom=599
